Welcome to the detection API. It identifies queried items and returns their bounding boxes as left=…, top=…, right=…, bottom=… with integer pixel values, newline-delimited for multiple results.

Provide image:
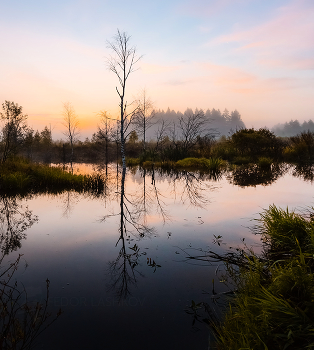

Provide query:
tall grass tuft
left=199, top=205, right=314, bottom=350
left=215, top=253, right=314, bottom=350
left=256, top=205, right=314, bottom=257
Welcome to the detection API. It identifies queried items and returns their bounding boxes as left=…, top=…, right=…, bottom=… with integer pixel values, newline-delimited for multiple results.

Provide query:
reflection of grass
left=0, top=157, right=105, bottom=194
left=233, top=156, right=252, bottom=165
left=213, top=205, right=314, bottom=350
left=0, top=254, right=61, bottom=349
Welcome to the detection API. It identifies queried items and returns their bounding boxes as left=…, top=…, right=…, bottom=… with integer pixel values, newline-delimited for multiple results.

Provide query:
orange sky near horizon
left=0, top=0, right=313, bottom=140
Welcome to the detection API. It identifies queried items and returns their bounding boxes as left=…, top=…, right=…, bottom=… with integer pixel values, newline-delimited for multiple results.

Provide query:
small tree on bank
left=94, top=111, right=115, bottom=164
left=133, top=89, right=156, bottom=152
left=0, top=101, right=28, bottom=163
left=106, top=29, right=142, bottom=171
left=62, top=102, right=79, bottom=164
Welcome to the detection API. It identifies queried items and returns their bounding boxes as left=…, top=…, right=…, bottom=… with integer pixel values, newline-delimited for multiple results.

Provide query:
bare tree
left=178, top=109, right=215, bottom=155
left=106, top=29, right=142, bottom=171
left=62, top=102, right=80, bottom=164
left=133, top=89, right=156, bottom=152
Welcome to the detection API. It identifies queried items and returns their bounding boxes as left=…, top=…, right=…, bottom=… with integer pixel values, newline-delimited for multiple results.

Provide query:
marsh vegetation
left=185, top=205, right=314, bottom=349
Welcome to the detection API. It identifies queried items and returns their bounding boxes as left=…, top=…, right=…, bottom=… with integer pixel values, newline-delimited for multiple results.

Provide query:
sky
left=0, top=0, right=313, bottom=140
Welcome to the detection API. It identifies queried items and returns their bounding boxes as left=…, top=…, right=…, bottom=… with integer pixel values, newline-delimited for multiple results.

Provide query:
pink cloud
left=194, top=61, right=312, bottom=97
left=198, top=61, right=257, bottom=85
left=210, top=0, right=314, bottom=69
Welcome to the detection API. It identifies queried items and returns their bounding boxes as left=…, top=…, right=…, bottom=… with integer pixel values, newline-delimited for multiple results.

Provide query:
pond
left=1, top=163, right=314, bottom=349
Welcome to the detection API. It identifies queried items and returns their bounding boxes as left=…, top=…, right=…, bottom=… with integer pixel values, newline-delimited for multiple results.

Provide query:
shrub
left=258, top=157, right=273, bottom=168
left=230, top=128, right=282, bottom=159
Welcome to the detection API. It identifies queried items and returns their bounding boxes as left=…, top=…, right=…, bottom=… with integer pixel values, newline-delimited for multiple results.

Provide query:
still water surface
left=2, top=163, right=314, bottom=349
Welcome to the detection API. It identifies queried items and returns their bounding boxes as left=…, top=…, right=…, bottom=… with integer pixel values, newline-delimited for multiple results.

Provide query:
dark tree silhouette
left=0, top=101, right=28, bottom=163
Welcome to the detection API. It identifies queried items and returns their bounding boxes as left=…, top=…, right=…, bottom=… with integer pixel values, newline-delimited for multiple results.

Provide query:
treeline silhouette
left=272, top=119, right=314, bottom=137
left=2, top=100, right=314, bottom=166
left=147, top=107, right=245, bottom=139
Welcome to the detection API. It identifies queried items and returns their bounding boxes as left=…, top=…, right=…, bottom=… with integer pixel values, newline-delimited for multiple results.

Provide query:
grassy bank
left=126, top=157, right=226, bottom=172
left=0, top=158, right=105, bottom=195
left=213, top=205, right=314, bottom=350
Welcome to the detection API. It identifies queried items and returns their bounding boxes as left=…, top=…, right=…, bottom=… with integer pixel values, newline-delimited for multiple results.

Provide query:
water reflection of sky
left=2, top=165, right=314, bottom=349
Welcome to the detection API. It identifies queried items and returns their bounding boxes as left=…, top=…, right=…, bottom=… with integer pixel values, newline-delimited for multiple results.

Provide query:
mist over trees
left=272, top=119, right=314, bottom=137
left=145, top=107, right=245, bottom=140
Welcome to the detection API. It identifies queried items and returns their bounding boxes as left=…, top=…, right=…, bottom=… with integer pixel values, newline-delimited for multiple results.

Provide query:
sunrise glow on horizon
left=0, top=0, right=313, bottom=140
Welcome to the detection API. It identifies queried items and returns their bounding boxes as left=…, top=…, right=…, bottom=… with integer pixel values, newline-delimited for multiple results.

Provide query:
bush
left=230, top=128, right=283, bottom=159
left=258, top=157, right=273, bottom=168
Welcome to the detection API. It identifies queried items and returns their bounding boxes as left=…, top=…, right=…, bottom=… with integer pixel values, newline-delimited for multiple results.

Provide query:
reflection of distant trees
left=0, top=196, right=38, bottom=255
left=146, top=168, right=212, bottom=208
left=60, top=191, right=79, bottom=218
left=227, top=163, right=288, bottom=187
left=137, top=168, right=170, bottom=224
left=103, top=164, right=214, bottom=300
left=292, top=164, right=314, bottom=183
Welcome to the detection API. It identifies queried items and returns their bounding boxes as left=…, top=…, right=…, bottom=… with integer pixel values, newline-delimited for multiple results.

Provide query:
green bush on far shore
left=175, top=157, right=224, bottom=171
left=125, top=156, right=225, bottom=172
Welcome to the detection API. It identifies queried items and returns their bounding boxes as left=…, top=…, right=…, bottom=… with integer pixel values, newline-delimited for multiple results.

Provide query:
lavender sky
left=0, top=0, right=313, bottom=139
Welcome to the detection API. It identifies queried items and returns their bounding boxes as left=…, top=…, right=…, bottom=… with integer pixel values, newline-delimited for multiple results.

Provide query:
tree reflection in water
left=228, top=163, right=289, bottom=187
left=149, top=167, right=213, bottom=208
left=0, top=252, right=62, bottom=349
left=0, top=196, right=61, bottom=349
left=0, top=196, right=38, bottom=255
left=292, top=163, right=314, bottom=183
left=102, top=165, right=215, bottom=301
left=104, top=167, right=156, bottom=301
left=60, top=191, right=79, bottom=219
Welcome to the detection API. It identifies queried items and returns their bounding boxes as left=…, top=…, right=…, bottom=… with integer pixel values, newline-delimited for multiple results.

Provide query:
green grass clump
left=258, top=205, right=314, bottom=257
left=0, top=157, right=105, bottom=195
left=216, top=256, right=314, bottom=350
left=213, top=205, right=314, bottom=350
left=141, top=160, right=176, bottom=169
left=258, top=156, right=273, bottom=168
left=175, top=157, right=224, bottom=171
left=125, top=157, right=140, bottom=167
